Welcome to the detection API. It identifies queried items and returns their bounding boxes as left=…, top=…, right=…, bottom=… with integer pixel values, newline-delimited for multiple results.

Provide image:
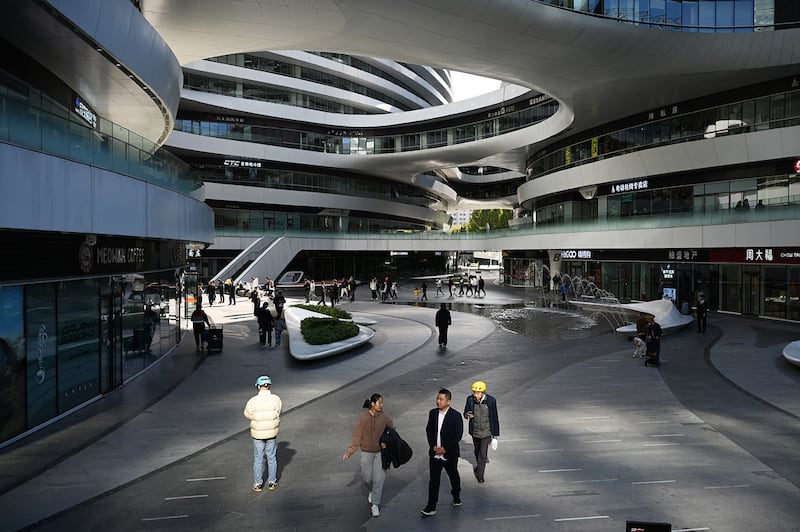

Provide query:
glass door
left=741, top=271, right=760, bottom=316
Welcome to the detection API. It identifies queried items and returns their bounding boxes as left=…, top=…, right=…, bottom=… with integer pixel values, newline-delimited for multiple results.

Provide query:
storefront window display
left=0, top=286, right=25, bottom=442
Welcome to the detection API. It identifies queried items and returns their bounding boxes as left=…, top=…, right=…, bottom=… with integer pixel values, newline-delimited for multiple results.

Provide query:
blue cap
left=255, top=375, right=272, bottom=387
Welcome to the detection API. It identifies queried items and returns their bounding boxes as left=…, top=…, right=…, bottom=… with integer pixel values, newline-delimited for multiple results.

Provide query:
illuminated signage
left=73, top=95, right=97, bottom=128
left=611, top=180, right=649, bottom=193
left=668, top=250, right=699, bottom=261
left=487, top=105, right=515, bottom=119
left=96, top=247, right=145, bottom=265
left=223, top=159, right=262, bottom=168
left=661, top=265, right=675, bottom=279
left=746, top=248, right=774, bottom=262
left=561, top=250, right=592, bottom=259
left=794, top=159, right=800, bottom=173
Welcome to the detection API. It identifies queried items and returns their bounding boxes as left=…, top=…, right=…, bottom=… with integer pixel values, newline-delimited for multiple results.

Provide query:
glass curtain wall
left=0, top=272, right=180, bottom=446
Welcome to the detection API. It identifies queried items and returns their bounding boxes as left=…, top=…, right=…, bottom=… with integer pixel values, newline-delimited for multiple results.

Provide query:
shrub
left=300, top=317, right=359, bottom=345
left=292, top=304, right=351, bottom=320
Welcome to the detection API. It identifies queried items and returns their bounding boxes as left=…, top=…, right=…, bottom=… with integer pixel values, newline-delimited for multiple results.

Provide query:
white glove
left=491, top=437, right=498, bottom=451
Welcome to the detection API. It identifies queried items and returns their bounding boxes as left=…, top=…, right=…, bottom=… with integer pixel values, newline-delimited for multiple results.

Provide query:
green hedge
left=292, top=304, right=352, bottom=320
left=300, top=317, right=359, bottom=345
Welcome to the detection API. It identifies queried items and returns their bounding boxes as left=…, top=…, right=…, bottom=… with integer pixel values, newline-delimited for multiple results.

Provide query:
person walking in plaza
left=343, top=393, right=395, bottom=518
left=256, top=301, right=274, bottom=347
left=696, top=293, right=709, bottom=333
left=273, top=308, right=286, bottom=347
left=463, top=381, right=499, bottom=484
left=645, top=314, right=663, bottom=367
left=226, top=278, right=236, bottom=305
left=303, top=278, right=311, bottom=303
left=369, top=277, right=378, bottom=301
left=190, top=303, right=210, bottom=351
left=244, top=375, right=282, bottom=492
left=207, top=280, right=217, bottom=306
left=421, top=388, right=463, bottom=516
left=435, top=303, right=451, bottom=348
left=421, top=280, right=428, bottom=301
left=634, top=312, right=648, bottom=358
left=273, top=290, right=286, bottom=317
left=347, top=275, right=357, bottom=302
left=448, top=276, right=454, bottom=298
left=435, top=278, right=444, bottom=297
left=478, top=274, right=486, bottom=297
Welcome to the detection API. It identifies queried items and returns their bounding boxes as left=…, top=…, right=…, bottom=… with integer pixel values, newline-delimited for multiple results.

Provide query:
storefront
left=0, top=232, right=187, bottom=446
left=503, top=247, right=800, bottom=321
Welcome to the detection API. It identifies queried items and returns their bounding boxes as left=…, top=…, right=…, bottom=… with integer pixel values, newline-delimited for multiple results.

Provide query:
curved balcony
left=0, top=73, right=201, bottom=195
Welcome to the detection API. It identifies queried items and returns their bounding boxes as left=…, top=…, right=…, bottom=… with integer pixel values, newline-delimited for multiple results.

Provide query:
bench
left=782, top=341, right=800, bottom=367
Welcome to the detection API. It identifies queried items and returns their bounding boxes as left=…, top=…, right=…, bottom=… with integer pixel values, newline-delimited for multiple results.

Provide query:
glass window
left=57, top=280, right=100, bottom=412
left=716, top=0, right=735, bottom=29
left=0, top=285, right=26, bottom=441
left=720, top=265, right=741, bottom=313
left=666, top=0, right=682, bottom=27
left=682, top=0, right=699, bottom=31
left=733, top=0, right=754, bottom=32
left=698, top=0, right=716, bottom=31
left=650, top=0, right=666, bottom=24
left=763, top=267, right=787, bottom=319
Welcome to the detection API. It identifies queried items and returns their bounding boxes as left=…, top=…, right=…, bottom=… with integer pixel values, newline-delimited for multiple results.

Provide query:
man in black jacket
left=421, top=388, right=463, bottom=516
left=256, top=302, right=274, bottom=347
left=435, top=303, right=451, bottom=348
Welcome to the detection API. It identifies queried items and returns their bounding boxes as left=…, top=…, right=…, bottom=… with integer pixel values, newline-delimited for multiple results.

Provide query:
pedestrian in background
left=244, top=375, right=282, bottom=492
left=696, top=293, right=709, bottom=333
left=190, top=303, right=210, bottom=351
left=421, top=388, right=463, bottom=517
left=463, top=381, right=499, bottom=484
left=274, top=308, right=286, bottom=347
left=343, top=393, right=395, bottom=518
left=435, top=303, right=451, bottom=348
left=256, top=302, right=274, bottom=347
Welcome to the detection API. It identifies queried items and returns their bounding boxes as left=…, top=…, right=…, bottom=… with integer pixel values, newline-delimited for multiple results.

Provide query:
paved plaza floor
left=1, top=284, right=799, bottom=531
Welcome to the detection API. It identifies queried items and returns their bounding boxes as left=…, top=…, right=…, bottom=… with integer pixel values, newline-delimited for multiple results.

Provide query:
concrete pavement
left=1, top=283, right=799, bottom=531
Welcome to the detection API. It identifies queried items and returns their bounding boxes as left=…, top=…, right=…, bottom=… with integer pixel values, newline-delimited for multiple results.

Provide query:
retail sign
left=73, top=94, right=97, bottom=129
left=661, top=265, right=675, bottom=279
left=611, top=179, right=649, bottom=194
left=794, top=159, right=800, bottom=173
left=488, top=103, right=520, bottom=118
left=223, top=159, right=261, bottom=168
left=745, top=248, right=774, bottom=262
left=561, top=250, right=592, bottom=259
left=668, top=250, right=699, bottom=261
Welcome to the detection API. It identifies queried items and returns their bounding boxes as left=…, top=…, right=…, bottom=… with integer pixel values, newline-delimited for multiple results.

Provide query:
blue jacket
left=463, top=393, right=500, bottom=438
left=426, top=407, right=462, bottom=458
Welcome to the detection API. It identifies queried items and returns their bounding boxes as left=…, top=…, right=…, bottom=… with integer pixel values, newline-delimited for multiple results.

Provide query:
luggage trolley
left=204, top=320, right=223, bottom=352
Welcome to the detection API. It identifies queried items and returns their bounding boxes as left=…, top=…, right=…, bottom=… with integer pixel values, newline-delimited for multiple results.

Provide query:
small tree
left=465, top=209, right=512, bottom=232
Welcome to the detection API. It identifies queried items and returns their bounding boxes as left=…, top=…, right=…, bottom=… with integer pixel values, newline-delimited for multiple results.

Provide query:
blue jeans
left=253, top=438, right=277, bottom=484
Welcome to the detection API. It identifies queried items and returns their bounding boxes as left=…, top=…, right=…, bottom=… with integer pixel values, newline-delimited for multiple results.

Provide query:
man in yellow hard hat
left=463, top=380, right=499, bottom=483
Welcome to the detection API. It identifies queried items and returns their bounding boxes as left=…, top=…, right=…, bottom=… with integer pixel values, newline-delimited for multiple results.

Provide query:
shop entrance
left=742, top=271, right=761, bottom=316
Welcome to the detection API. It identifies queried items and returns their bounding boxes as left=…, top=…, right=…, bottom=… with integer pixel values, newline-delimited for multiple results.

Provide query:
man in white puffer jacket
left=244, top=375, right=283, bottom=492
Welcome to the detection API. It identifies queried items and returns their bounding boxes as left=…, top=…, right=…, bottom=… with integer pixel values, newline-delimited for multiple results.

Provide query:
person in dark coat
left=256, top=302, right=274, bottom=347
left=435, top=303, right=451, bottom=348
left=421, top=388, right=463, bottom=516
left=696, top=294, right=709, bottom=333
